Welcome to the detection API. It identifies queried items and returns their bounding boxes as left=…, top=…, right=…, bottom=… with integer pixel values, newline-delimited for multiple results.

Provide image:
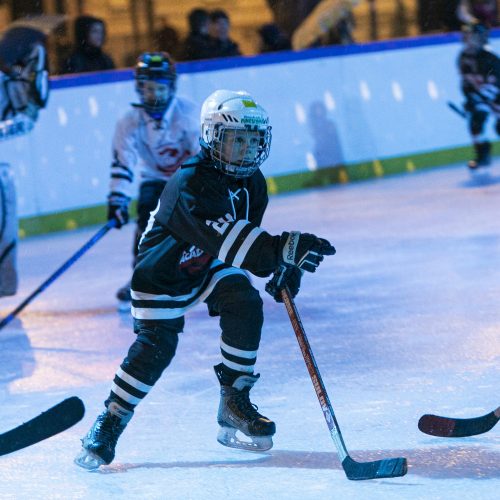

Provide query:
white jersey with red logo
left=109, top=95, right=200, bottom=199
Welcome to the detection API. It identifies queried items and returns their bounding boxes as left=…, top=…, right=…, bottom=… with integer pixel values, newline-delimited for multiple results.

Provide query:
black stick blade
left=0, top=396, right=85, bottom=456
left=418, top=411, right=499, bottom=438
left=342, top=455, right=408, bottom=480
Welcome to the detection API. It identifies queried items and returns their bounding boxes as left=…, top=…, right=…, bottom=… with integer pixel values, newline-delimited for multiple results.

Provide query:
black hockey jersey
left=458, top=47, right=500, bottom=103
left=130, top=151, right=283, bottom=320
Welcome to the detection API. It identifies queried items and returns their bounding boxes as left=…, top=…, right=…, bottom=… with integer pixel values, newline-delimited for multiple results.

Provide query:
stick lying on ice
left=418, top=406, right=500, bottom=437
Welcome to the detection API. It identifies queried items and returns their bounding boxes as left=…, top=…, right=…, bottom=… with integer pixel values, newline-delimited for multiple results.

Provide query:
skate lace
left=95, top=413, right=124, bottom=445
left=232, top=390, right=262, bottom=419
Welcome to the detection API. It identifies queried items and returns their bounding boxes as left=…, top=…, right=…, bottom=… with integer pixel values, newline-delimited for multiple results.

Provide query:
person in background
left=457, top=0, right=498, bottom=28
left=0, top=27, right=50, bottom=296
left=208, top=9, right=241, bottom=58
left=457, top=23, right=500, bottom=169
left=107, top=52, right=199, bottom=310
left=258, top=23, right=292, bottom=53
left=154, top=16, right=180, bottom=59
left=74, top=89, right=335, bottom=470
left=291, top=0, right=359, bottom=50
left=181, top=8, right=212, bottom=61
left=61, top=15, right=115, bottom=74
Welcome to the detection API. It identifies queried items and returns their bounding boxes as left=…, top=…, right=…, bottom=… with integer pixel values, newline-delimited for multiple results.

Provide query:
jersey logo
left=179, top=245, right=212, bottom=275
left=206, top=213, right=235, bottom=235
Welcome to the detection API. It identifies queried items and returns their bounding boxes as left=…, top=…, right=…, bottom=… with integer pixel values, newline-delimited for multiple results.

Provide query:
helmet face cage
left=135, top=52, right=176, bottom=118
left=210, top=125, right=272, bottom=178
left=201, top=91, right=272, bottom=178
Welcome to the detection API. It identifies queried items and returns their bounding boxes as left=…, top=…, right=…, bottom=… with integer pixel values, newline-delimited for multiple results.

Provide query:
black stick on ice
left=281, top=287, right=407, bottom=480
left=0, top=397, right=85, bottom=456
left=418, top=406, right=500, bottom=438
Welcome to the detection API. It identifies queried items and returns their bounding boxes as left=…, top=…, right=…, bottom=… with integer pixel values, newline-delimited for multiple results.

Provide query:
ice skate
left=116, top=281, right=132, bottom=313
left=214, top=363, right=275, bottom=452
left=74, top=403, right=132, bottom=470
left=468, top=141, right=491, bottom=170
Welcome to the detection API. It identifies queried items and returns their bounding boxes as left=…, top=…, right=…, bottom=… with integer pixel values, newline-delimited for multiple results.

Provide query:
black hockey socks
left=468, top=140, right=491, bottom=169
left=109, top=366, right=155, bottom=412
left=219, top=338, right=258, bottom=378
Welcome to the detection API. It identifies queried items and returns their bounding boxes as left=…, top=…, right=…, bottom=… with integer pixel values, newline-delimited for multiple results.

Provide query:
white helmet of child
left=200, top=89, right=272, bottom=178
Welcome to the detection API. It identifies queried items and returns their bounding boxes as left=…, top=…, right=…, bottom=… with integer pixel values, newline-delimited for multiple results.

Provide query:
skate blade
left=217, top=426, right=273, bottom=452
left=117, top=301, right=131, bottom=313
left=74, top=448, right=106, bottom=471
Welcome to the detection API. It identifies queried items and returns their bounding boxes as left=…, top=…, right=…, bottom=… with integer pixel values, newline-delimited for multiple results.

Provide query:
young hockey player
left=75, top=89, right=336, bottom=470
left=0, top=27, right=49, bottom=296
left=107, top=52, right=199, bottom=310
left=458, top=22, right=500, bottom=169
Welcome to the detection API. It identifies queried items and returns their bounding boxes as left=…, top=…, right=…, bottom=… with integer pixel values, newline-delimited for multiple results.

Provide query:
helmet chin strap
left=141, top=94, right=174, bottom=120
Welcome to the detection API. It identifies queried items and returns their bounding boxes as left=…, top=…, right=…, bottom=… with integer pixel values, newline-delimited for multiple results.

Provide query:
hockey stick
left=0, top=220, right=116, bottom=330
left=418, top=406, right=500, bottom=438
left=447, top=101, right=467, bottom=119
left=0, top=396, right=85, bottom=456
left=281, top=287, right=407, bottom=480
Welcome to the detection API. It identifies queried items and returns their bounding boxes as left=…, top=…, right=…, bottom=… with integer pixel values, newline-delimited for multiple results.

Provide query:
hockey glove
left=107, top=193, right=130, bottom=228
left=279, top=231, right=336, bottom=273
left=265, top=265, right=302, bottom=303
left=478, top=83, right=499, bottom=103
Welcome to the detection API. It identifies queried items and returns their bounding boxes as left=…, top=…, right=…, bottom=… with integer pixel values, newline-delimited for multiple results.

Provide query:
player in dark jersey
left=75, top=89, right=336, bottom=470
left=457, top=22, right=500, bottom=169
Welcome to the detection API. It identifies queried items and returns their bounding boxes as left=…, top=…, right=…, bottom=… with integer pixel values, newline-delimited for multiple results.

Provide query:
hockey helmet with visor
left=200, top=90, right=272, bottom=178
left=135, top=52, right=176, bottom=119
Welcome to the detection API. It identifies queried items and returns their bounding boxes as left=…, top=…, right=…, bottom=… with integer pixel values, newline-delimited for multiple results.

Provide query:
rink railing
left=10, top=29, right=500, bottom=236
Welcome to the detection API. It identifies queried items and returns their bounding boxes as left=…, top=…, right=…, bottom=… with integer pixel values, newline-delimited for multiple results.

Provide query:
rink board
left=7, top=30, right=500, bottom=235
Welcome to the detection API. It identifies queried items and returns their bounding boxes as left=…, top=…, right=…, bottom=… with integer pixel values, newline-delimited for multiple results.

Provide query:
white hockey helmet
left=200, top=89, right=272, bottom=178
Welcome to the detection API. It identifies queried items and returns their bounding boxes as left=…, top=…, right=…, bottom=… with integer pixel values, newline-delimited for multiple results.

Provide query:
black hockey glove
left=265, top=265, right=302, bottom=303
left=107, top=193, right=130, bottom=228
left=279, top=231, right=336, bottom=273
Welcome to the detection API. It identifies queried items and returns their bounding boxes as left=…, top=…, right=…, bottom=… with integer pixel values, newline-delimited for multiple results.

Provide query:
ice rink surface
left=0, top=163, right=498, bottom=499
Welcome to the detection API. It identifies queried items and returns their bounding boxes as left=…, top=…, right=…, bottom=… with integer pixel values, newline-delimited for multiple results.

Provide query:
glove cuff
left=281, top=231, right=301, bottom=265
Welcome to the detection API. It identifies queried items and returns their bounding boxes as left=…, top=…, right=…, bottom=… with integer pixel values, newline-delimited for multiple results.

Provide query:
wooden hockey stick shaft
left=281, top=287, right=407, bottom=480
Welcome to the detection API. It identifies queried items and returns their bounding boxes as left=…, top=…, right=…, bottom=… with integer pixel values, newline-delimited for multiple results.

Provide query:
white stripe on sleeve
left=217, top=220, right=250, bottom=262
left=231, top=227, right=264, bottom=268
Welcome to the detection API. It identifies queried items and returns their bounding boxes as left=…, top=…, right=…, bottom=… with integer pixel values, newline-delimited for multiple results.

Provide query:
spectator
left=60, top=15, right=115, bottom=74
left=324, top=10, right=356, bottom=45
left=438, top=0, right=462, bottom=32
left=181, top=8, right=212, bottom=61
left=457, top=0, right=498, bottom=27
left=208, top=9, right=241, bottom=58
left=418, top=0, right=445, bottom=32
left=292, top=0, right=358, bottom=50
left=258, top=23, right=292, bottom=53
left=266, top=0, right=322, bottom=40
left=154, top=16, right=180, bottom=59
